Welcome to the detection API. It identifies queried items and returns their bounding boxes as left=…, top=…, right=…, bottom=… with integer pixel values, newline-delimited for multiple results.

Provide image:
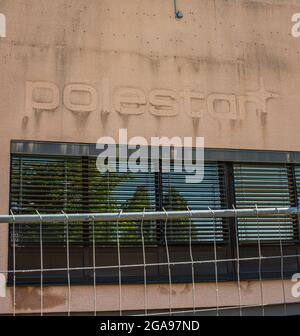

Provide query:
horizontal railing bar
left=1, top=207, right=299, bottom=224
left=1, top=253, right=300, bottom=275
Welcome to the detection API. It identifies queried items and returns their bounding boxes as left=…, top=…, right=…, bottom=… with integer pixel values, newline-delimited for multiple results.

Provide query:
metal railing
left=1, top=206, right=299, bottom=224
left=1, top=206, right=299, bottom=316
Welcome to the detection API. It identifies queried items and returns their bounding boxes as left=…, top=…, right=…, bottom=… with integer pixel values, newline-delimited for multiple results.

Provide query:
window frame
left=8, top=140, right=300, bottom=286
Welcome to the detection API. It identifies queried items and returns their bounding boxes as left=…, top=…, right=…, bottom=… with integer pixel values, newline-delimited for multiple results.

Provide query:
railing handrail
left=2, top=207, right=299, bottom=224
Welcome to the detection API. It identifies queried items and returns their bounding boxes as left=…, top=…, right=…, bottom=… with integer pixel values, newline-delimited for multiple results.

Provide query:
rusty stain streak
left=13, top=287, right=66, bottom=311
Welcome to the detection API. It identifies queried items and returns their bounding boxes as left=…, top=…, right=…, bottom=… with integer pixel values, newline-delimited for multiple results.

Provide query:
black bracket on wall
left=173, top=0, right=183, bottom=19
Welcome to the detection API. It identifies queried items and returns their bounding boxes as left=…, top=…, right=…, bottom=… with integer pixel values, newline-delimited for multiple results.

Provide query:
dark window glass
left=10, top=156, right=157, bottom=246
left=11, top=155, right=225, bottom=246
left=10, top=156, right=84, bottom=245
left=162, top=163, right=227, bottom=242
left=87, top=159, right=157, bottom=245
left=233, top=163, right=295, bottom=241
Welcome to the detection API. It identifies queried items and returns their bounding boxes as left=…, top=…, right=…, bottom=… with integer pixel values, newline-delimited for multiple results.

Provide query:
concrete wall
left=1, top=0, right=300, bottom=314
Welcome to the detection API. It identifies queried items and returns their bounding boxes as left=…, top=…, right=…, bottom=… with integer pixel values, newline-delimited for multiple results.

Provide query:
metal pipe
left=2, top=207, right=299, bottom=224
left=173, top=0, right=183, bottom=19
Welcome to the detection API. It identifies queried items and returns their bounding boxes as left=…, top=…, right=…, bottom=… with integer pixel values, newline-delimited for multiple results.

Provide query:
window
left=8, top=142, right=300, bottom=285
left=11, top=156, right=84, bottom=245
left=11, top=155, right=226, bottom=246
left=233, top=163, right=297, bottom=241
left=162, top=163, right=227, bottom=242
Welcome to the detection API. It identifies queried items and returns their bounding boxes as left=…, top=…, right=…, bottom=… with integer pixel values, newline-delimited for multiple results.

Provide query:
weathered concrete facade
left=1, top=0, right=300, bottom=314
